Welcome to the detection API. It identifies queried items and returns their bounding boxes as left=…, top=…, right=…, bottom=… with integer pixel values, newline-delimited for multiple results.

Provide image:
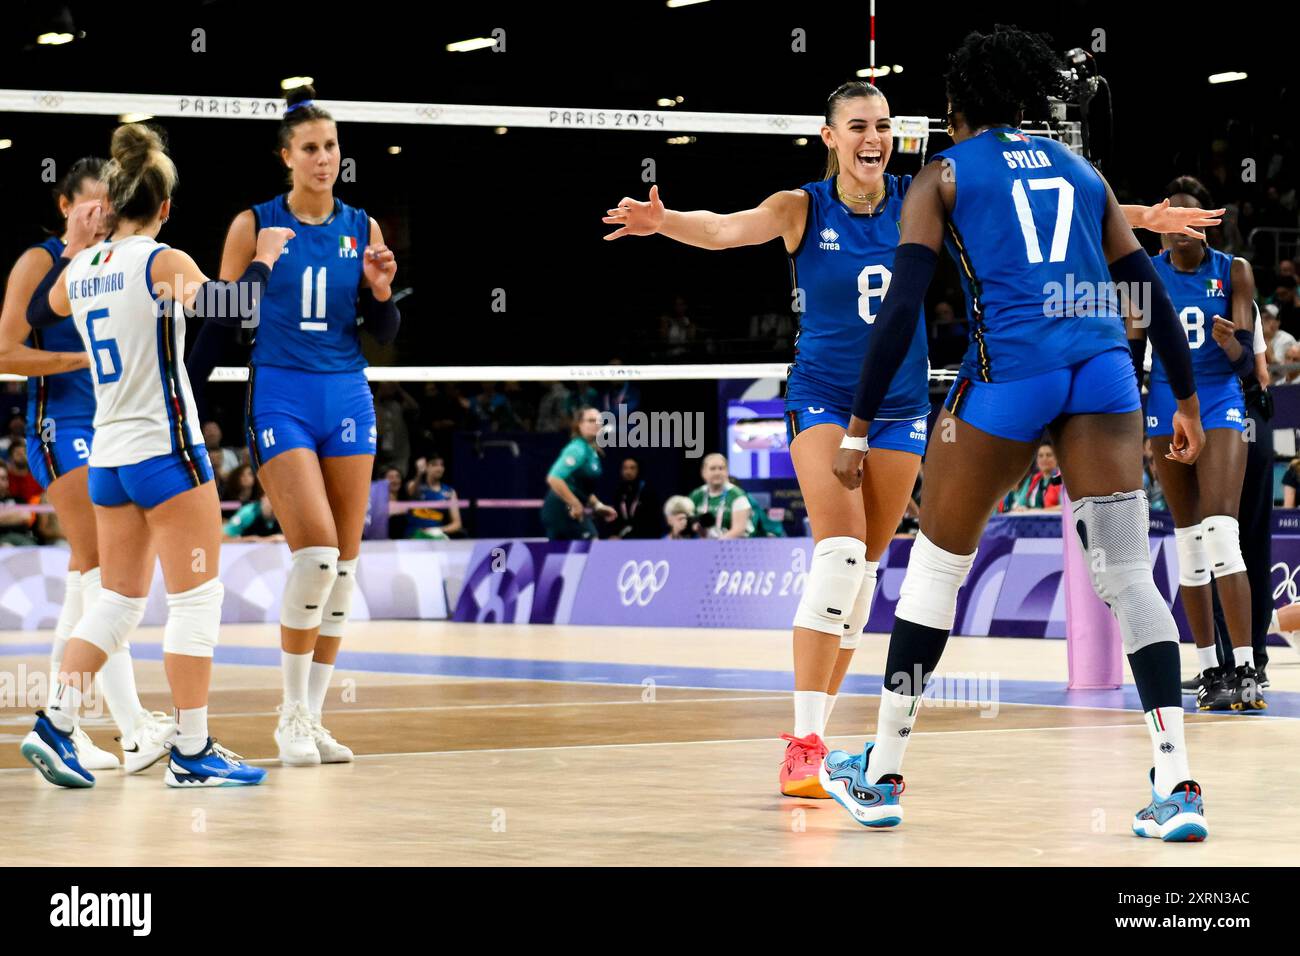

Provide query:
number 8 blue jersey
left=932, top=129, right=1126, bottom=383
left=1149, top=247, right=1236, bottom=385
left=250, top=195, right=369, bottom=372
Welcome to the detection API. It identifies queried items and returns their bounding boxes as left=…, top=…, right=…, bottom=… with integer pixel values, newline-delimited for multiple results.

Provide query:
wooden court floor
left=2, top=622, right=1298, bottom=866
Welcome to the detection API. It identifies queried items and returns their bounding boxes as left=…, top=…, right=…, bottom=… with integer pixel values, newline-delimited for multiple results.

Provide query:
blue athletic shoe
left=818, top=742, right=904, bottom=828
left=164, top=738, right=267, bottom=788
left=1132, top=769, right=1208, bottom=842
left=21, top=710, right=95, bottom=789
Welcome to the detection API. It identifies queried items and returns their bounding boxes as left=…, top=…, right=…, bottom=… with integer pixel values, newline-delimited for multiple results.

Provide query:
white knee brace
left=281, top=546, right=340, bottom=630
left=793, top=536, right=867, bottom=637
left=896, top=532, right=976, bottom=631
left=840, top=560, right=880, bottom=649
left=1173, top=524, right=1211, bottom=587
left=319, top=557, right=359, bottom=639
left=76, top=589, right=147, bottom=657
left=163, top=578, right=224, bottom=657
left=1202, top=515, right=1246, bottom=578
left=1073, top=491, right=1176, bottom=654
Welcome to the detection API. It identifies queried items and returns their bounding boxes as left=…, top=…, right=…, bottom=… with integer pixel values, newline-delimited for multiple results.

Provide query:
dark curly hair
left=1164, top=175, right=1215, bottom=210
left=945, top=25, right=1067, bottom=131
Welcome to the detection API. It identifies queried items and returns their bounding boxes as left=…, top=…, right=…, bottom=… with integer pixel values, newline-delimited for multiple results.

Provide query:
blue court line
left=6, top=639, right=1299, bottom=718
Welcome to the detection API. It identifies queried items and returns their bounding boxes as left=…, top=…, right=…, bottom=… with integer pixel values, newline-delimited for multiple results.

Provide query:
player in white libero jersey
left=19, top=122, right=291, bottom=788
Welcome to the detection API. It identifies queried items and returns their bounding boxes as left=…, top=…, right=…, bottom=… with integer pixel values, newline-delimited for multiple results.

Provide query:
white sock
left=99, top=648, right=143, bottom=746
left=823, top=694, right=839, bottom=731
left=175, top=706, right=209, bottom=756
left=47, top=682, right=82, bottom=733
left=308, top=661, right=334, bottom=719
left=868, top=688, right=921, bottom=784
left=1195, top=644, right=1218, bottom=674
left=793, top=690, right=827, bottom=738
left=1232, top=646, right=1255, bottom=670
left=281, top=650, right=313, bottom=707
left=1147, top=706, right=1190, bottom=796
left=1270, top=608, right=1281, bottom=634
left=49, top=572, right=82, bottom=706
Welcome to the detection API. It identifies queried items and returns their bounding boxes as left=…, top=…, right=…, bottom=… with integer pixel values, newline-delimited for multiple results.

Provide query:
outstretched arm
left=0, top=249, right=90, bottom=377
left=1122, top=200, right=1224, bottom=241
left=603, top=184, right=809, bottom=253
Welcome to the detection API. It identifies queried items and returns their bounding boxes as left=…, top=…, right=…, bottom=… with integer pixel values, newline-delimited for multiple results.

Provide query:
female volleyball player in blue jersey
left=1135, top=176, right=1264, bottom=712
left=0, top=158, right=174, bottom=775
left=830, top=26, right=1209, bottom=841
left=603, top=81, right=1220, bottom=801
left=217, top=85, right=400, bottom=767
left=21, top=122, right=288, bottom=788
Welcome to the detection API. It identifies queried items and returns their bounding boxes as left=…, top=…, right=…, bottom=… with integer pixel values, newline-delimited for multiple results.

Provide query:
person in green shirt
left=541, top=406, right=617, bottom=540
left=688, top=453, right=755, bottom=538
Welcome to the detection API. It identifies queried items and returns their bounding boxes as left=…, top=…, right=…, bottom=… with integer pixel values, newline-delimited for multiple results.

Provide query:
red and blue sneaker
left=1132, top=770, right=1208, bottom=842
left=165, top=738, right=267, bottom=788
left=818, top=741, right=904, bottom=828
left=21, top=710, right=95, bottom=789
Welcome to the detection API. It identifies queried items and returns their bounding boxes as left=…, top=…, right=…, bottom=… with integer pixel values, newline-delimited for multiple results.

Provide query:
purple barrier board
left=452, top=539, right=591, bottom=624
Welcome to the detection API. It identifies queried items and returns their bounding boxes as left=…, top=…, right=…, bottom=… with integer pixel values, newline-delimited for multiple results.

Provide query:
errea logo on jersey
left=339, top=236, right=358, bottom=258
left=1227, top=407, right=1243, bottom=423
left=909, top=418, right=928, bottom=440
left=818, top=227, right=840, bottom=251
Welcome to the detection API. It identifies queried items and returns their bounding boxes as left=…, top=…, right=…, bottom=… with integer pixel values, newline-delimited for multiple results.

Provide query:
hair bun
left=284, top=84, right=317, bottom=112
left=109, top=122, right=163, bottom=178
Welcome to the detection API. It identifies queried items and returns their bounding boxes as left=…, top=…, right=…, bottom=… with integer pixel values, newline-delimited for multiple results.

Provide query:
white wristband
left=839, top=434, right=869, bottom=452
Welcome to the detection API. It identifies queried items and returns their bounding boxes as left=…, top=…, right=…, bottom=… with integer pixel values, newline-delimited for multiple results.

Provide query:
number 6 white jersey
left=64, top=235, right=204, bottom=468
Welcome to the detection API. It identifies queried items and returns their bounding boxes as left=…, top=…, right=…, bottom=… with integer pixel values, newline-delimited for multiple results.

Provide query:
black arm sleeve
left=1109, top=248, right=1195, bottom=400
left=188, top=261, right=271, bottom=327
left=1228, top=328, right=1254, bottom=380
left=358, top=288, right=401, bottom=345
left=26, top=256, right=72, bottom=329
left=851, top=243, right=938, bottom=422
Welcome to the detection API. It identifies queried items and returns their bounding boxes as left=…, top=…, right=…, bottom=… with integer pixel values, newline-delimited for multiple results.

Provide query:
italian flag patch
left=339, top=236, right=357, bottom=252
left=90, top=248, right=112, bottom=265
left=1206, top=278, right=1223, bottom=291
left=995, top=131, right=1030, bottom=143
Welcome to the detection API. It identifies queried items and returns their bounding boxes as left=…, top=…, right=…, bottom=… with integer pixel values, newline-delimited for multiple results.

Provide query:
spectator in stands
left=1283, top=457, right=1300, bottom=508
left=608, top=457, right=660, bottom=539
left=0, top=461, right=37, bottom=545
left=658, top=294, right=695, bottom=358
left=222, top=464, right=258, bottom=505
left=378, top=465, right=410, bottom=539
left=999, top=442, right=1063, bottom=512
left=536, top=382, right=575, bottom=432
left=375, top=382, right=419, bottom=478
left=0, top=414, right=25, bottom=458
left=223, top=493, right=282, bottom=540
left=662, top=495, right=704, bottom=540
left=202, top=421, right=240, bottom=479
left=1269, top=274, right=1300, bottom=337
left=502, top=381, right=534, bottom=430
left=688, top=453, right=754, bottom=538
left=596, top=359, right=641, bottom=415
left=1144, top=438, right=1168, bottom=512
left=406, top=454, right=462, bottom=539
left=1262, top=304, right=1300, bottom=383
left=471, top=382, right=522, bottom=432
left=6, top=442, right=43, bottom=502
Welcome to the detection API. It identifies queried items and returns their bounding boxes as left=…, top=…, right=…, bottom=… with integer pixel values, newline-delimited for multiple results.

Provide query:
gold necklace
left=836, top=179, right=886, bottom=212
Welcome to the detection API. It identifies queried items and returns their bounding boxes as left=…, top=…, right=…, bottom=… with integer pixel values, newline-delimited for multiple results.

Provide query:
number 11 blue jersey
left=250, top=194, right=369, bottom=372
left=932, top=129, right=1126, bottom=383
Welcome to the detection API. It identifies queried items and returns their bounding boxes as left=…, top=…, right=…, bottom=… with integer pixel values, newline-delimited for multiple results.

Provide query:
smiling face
left=282, top=119, right=340, bottom=194
left=822, top=93, right=892, bottom=185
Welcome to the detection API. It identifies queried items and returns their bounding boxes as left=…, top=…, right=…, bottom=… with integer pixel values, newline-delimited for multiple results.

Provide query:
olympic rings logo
left=617, top=560, right=670, bottom=607
left=1272, top=561, right=1300, bottom=603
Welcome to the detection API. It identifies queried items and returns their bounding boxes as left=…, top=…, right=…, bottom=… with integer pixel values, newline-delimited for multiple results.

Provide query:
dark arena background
left=0, top=0, right=1295, bottom=931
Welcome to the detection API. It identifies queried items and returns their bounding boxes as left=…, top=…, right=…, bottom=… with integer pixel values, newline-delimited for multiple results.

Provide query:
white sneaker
left=122, top=710, right=176, bottom=774
left=73, top=725, right=120, bottom=771
left=309, top=714, right=354, bottom=764
left=275, top=702, right=321, bottom=766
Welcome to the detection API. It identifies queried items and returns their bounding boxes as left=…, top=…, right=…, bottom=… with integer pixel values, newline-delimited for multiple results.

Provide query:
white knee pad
left=75, top=589, right=147, bottom=657
left=840, top=560, right=880, bottom=649
left=163, top=578, right=224, bottom=658
left=281, top=546, right=340, bottom=630
left=896, top=533, right=976, bottom=631
left=318, top=557, right=359, bottom=639
left=793, top=536, right=867, bottom=637
left=1173, top=524, right=1211, bottom=587
left=54, top=571, right=83, bottom=645
left=1073, top=491, right=1177, bottom=653
left=1202, top=515, right=1246, bottom=578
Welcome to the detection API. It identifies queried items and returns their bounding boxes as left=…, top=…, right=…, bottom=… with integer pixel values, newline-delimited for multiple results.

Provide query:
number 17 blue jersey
left=250, top=194, right=369, bottom=372
left=932, top=129, right=1126, bottom=383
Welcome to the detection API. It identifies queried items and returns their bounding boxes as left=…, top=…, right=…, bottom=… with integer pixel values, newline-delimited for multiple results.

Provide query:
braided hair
left=945, top=25, right=1067, bottom=131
